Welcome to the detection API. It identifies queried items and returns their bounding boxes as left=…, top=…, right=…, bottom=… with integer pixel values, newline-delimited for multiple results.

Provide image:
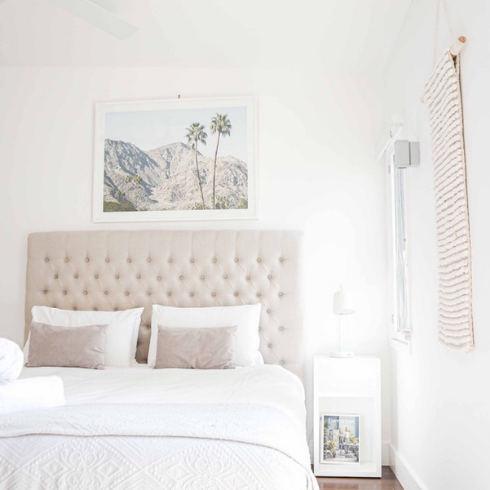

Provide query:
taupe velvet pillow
left=26, top=322, right=108, bottom=369
left=155, top=325, right=237, bottom=369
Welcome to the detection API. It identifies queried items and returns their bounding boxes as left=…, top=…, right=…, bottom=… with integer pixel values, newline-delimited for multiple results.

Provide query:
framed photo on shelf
left=321, top=414, right=360, bottom=464
left=93, top=97, right=256, bottom=222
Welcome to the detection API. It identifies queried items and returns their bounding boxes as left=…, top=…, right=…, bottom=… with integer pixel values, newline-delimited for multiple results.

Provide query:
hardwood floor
left=316, top=467, right=403, bottom=489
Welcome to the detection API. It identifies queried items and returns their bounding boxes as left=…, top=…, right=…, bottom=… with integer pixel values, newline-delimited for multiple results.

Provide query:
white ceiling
left=0, top=0, right=412, bottom=74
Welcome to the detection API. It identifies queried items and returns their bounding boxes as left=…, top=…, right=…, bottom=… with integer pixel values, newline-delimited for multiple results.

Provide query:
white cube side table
left=313, top=355, right=381, bottom=478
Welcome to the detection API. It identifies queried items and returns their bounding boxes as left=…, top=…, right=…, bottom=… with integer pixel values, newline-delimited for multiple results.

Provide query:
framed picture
left=93, top=97, right=256, bottom=222
left=321, top=414, right=360, bottom=464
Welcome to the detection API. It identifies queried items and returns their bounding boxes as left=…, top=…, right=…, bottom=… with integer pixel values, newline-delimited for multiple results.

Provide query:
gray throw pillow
left=155, top=325, right=237, bottom=369
left=26, top=322, right=108, bottom=369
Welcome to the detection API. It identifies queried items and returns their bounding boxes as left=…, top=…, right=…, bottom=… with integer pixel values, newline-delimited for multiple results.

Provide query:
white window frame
left=386, top=146, right=411, bottom=344
left=381, top=128, right=412, bottom=347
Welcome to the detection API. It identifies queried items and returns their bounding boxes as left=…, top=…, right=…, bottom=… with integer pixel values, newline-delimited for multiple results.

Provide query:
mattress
left=0, top=365, right=318, bottom=490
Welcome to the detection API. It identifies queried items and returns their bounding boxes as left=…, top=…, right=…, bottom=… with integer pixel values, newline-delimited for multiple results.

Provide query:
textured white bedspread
left=0, top=365, right=317, bottom=490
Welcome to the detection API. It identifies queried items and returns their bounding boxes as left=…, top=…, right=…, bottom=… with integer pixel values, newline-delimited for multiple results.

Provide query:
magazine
left=321, top=414, right=360, bottom=464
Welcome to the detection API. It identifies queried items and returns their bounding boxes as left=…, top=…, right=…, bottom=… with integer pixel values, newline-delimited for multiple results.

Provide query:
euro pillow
left=26, top=322, right=108, bottom=370
left=155, top=325, right=237, bottom=369
left=148, top=304, right=261, bottom=368
left=25, top=307, right=144, bottom=367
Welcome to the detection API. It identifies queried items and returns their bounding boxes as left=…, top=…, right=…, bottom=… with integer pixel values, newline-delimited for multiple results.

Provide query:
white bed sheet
left=0, top=366, right=316, bottom=490
left=17, top=364, right=306, bottom=427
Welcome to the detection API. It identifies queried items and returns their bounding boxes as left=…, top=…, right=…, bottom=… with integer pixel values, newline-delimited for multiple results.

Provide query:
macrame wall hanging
left=422, top=0, right=474, bottom=352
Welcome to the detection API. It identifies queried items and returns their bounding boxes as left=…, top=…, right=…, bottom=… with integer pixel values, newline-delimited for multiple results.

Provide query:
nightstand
left=313, top=355, right=381, bottom=478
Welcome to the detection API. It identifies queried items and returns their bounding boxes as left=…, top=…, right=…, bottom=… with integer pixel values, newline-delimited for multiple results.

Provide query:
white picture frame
left=320, top=413, right=361, bottom=465
left=93, top=97, right=257, bottom=222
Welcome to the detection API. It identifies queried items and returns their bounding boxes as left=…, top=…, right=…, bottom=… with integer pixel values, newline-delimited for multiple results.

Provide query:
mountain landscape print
left=93, top=98, right=255, bottom=222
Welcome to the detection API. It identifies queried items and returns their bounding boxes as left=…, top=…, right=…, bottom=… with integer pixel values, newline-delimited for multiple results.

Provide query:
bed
left=0, top=230, right=317, bottom=490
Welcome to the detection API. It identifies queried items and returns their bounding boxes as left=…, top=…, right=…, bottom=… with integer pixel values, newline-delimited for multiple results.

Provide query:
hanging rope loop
left=433, top=0, right=465, bottom=67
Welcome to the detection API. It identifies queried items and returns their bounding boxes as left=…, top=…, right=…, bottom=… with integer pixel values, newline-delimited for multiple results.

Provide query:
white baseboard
left=389, top=444, right=428, bottom=490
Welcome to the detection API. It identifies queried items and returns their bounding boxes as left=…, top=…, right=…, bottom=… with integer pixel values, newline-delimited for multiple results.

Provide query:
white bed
left=0, top=230, right=317, bottom=489
left=1, top=365, right=316, bottom=489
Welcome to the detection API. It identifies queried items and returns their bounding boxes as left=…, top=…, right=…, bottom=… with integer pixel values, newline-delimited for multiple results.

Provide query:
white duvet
left=0, top=365, right=318, bottom=490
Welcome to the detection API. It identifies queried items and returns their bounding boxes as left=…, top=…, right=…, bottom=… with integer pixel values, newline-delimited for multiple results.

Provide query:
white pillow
left=25, top=306, right=144, bottom=368
left=148, top=304, right=262, bottom=368
left=251, top=351, right=265, bottom=365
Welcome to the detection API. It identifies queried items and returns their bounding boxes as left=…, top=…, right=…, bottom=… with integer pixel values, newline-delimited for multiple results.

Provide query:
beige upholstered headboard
left=25, top=230, right=304, bottom=377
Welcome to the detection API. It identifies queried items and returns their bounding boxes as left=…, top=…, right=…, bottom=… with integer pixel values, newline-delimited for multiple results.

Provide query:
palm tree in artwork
left=210, top=114, right=232, bottom=209
left=185, top=122, right=208, bottom=210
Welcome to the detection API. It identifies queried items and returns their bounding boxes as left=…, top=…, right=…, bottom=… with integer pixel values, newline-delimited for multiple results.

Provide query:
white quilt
left=0, top=365, right=318, bottom=490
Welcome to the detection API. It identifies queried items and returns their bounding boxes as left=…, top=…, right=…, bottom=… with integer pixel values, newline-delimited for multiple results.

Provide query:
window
left=384, top=139, right=418, bottom=343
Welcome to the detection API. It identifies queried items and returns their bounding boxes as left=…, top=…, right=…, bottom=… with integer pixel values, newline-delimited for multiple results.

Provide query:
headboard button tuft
left=115, top=274, right=120, bottom=279
left=235, top=258, right=239, bottom=262
left=279, top=326, right=284, bottom=331
left=268, top=343, right=273, bottom=348
left=167, top=292, right=172, bottom=296
left=65, top=258, right=69, bottom=262
left=212, top=258, right=217, bottom=263
left=223, top=274, right=228, bottom=279
left=179, top=276, right=184, bottom=280
left=200, top=275, right=205, bottom=280
left=137, top=274, right=141, bottom=279
left=43, top=289, right=48, bottom=294
left=45, top=258, right=49, bottom=263
left=127, top=258, right=132, bottom=263
left=125, top=292, right=130, bottom=296
left=234, top=292, right=239, bottom=296
left=73, top=306, right=77, bottom=311
left=190, top=259, right=195, bottom=263
left=257, top=258, right=261, bottom=262
left=256, top=292, right=261, bottom=297
left=104, top=291, right=108, bottom=295
left=95, top=274, right=99, bottom=279
left=105, top=258, right=110, bottom=263
left=168, top=259, right=173, bottom=263
left=147, top=291, right=152, bottom=296
left=280, top=360, right=285, bottom=365
left=268, top=275, right=272, bottom=280
left=212, top=292, right=216, bottom=297
left=85, top=258, right=90, bottom=262
left=190, top=292, right=194, bottom=297
left=246, top=276, right=250, bottom=280
left=267, top=309, right=271, bottom=313
left=278, top=292, right=283, bottom=297
left=54, top=274, right=58, bottom=279
left=63, top=290, right=67, bottom=295
left=279, top=257, right=284, bottom=262
left=84, top=291, right=88, bottom=295
left=157, top=276, right=162, bottom=281
left=74, top=274, right=78, bottom=279
left=147, top=258, right=152, bottom=262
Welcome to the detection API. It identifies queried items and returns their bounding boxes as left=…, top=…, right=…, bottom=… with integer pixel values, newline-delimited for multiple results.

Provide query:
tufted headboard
left=25, top=230, right=304, bottom=377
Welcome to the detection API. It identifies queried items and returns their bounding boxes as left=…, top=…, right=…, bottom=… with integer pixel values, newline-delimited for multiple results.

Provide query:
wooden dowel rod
left=451, top=36, right=467, bottom=58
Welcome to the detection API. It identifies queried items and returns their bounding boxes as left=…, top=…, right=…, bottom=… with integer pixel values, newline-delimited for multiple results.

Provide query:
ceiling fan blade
left=46, top=0, right=137, bottom=39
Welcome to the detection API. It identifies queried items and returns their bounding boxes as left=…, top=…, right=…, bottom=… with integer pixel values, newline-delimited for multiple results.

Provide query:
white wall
left=0, top=66, right=391, bottom=454
left=381, top=0, right=490, bottom=488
